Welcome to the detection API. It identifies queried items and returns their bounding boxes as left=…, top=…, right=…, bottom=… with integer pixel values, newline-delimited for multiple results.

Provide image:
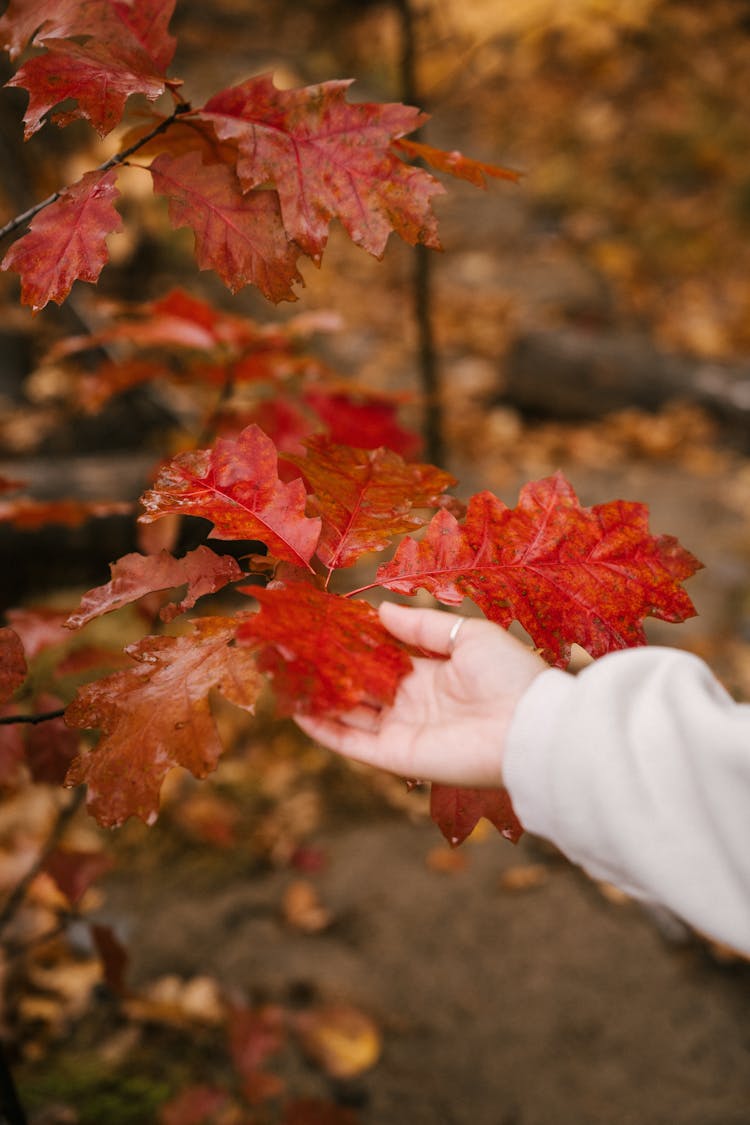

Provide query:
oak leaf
left=1, top=169, right=122, bottom=312
left=394, top=138, right=521, bottom=188
left=139, top=425, right=321, bottom=569
left=236, top=582, right=412, bottom=716
left=198, top=75, right=444, bottom=258
left=65, top=546, right=243, bottom=629
left=430, top=785, right=523, bottom=847
left=287, top=436, right=455, bottom=570
left=26, top=694, right=80, bottom=785
left=8, top=38, right=166, bottom=139
left=65, top=617, right=262, bottom=827
left=376, top=472, right=701, bottom=666
left=149, top=151, right=303, bottom=303
left=303, top=389, right=421, bottom=458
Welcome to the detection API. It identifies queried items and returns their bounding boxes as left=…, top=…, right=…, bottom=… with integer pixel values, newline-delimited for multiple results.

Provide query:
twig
left=0, top=709, right=65, bottom=727
left=0, top=1045, right=28, bottom=1125
left=0, top=788, right=85, bottom=942
left=0, top=102, right=192, bottom=243
left=394, top=0, right=445, bottom=466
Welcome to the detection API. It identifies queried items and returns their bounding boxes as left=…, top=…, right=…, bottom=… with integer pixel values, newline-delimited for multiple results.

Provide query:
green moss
left=19, top=1057, right=171, bottom=1125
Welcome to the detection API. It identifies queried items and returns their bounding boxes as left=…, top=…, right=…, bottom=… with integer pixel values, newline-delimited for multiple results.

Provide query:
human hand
left=294, top=601, right=547, bottom=788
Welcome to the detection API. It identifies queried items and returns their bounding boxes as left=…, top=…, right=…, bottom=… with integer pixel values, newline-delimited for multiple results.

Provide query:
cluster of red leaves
left=0, top=0, right=520, bottom=311
left=0, top=422, right=700, bottom=841
left=44, top=287, right=422, bottom=459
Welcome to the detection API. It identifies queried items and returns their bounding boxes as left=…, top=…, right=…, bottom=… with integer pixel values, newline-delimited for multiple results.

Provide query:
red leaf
left=303, top=389, right=421, bottom=458
left=139, top=425, right=321, bottom=570
left=27, top=692, right=80, bottom=784
left=394, top=138, right=521, bottom=188
left=0, top=628, right=26, bottom=704
left=159, top=1086, right=231, bottom=1125
left=90, top=922, right=129, bottom=996
left=228, top=1004, right=285, bottom=1105
left=43, top=847, right=113, bottom=905
left=5, top=607, right=73, bottom=659
left=236, top=582, right=412, bottom=716
left=65, top=617, right=262, bottom=827
left=376, top=472, right=701, bottom=666
left=283, top=1100, right=359, bottom=1125
left=199, top=75, right=444, bottom=258
left=0, top=496, right=131, bottom=529
left=1, top=169, right=121, bottom=312
left=0, top=0, right=176, bottom=71
left=8, top=38, right=165, bottom=139
left=430, top=785, right=523, bottom=847
left=0, top=711, right=25, bottom=789
left=65, top=546, right=243, bottom=630
left=287, top=436, right=455, bottom=571
left=73, top=358, right=171, bottom=413
left=149, top=151, right=303, bottom=303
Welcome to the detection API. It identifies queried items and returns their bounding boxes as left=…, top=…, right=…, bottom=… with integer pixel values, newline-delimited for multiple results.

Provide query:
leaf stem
left=0, top=103, right=192, bottom=243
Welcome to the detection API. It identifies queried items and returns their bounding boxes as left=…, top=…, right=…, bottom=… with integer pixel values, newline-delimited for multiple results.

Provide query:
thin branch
left=0, top=709, right=65, bottom=727
left=0, top=788, right=85, bottom=942
left=0, top=102, right=192, bottom=243
left=393, top=0, right=444, bottom=467
left=0, top=1045, right=28, bottom=1125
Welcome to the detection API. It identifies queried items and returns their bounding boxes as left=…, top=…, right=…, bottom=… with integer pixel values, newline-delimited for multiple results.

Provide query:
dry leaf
left=293, top=1004, right=381, bottom=1079
left=282, top=879, right=332, bottom=933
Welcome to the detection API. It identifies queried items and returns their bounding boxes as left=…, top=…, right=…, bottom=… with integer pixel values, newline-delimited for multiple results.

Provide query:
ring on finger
left=447, top=616, right=465, bottom=655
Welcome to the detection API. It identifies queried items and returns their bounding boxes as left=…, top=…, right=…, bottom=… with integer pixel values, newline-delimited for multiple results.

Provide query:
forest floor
left=4, top=2, right=750, bottom=1123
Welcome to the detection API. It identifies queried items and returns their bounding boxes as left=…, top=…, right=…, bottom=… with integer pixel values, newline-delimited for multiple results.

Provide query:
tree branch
left=0, top=102, right=192, bottom=243
left=0, top=709, right=65, bottom=727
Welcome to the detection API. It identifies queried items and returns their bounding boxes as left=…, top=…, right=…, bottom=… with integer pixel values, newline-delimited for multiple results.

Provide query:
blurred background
left=0, top=2, right=749, bottom=1123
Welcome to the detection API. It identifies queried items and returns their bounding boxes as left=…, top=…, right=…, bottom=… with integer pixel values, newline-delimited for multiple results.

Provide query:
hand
left=294, top=601, right=546, bottom=788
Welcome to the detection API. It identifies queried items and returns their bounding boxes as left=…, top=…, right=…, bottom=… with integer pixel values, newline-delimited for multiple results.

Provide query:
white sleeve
left=503, top=647, right=750, bottom=954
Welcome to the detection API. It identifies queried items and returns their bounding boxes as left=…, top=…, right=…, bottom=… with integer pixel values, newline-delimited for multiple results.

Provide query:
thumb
left=378, top=601, right=471, bottom=655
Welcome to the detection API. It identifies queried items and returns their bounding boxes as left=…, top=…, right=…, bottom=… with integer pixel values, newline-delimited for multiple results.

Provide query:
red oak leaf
left=43, top=847, right=113, bottom=905
left=26, top=694, right=80, bottom=784
left=149, top=151, right=303, bottom=303
left=139, top=425, right=321, bottom=570
left=0, top=496, right=131, bottom=529
left=236, top=582, right=413, bottom=716
left=303, top=389, right=421, bottom=458
left=65, top=547, right=243, bottom=630
left=0, top=0, right=176, bottom=71
left=287, top=436, right=455, bottom=571
left=1, top=169, right=122, bottom=312
left=65, top=617, right=262, bottom=827
left=376, top=472, right=701, bottom=666
left=4, top=608, right=71, bottom=660
left=393, top=138, right=522, bottom=188
left=0, top=713, right=25, bottom=789
left=8, top=38, right=166, bottom=139
left=199, top=75, right=444, bottom=258
left=430, top=785, right=523, bottom=847
left=0, top=629, right=26, bottom=704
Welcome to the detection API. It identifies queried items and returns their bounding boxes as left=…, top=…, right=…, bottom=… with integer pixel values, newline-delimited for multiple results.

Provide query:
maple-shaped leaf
left=139, top=425, right=321, bottom=569
left=376, top=472, right=701, bottom=666
left=303, top=389, right=421, bottom=459
left=393, top=138, right=521, bottom=188
left=0, top=496, right=131, bottom=529
left=149, top=151, right=303, bottom=303
left=0, top=628, right=26, bottom=704
left=287, top=436, right=455, bottom=571
left=8, top=38, right=166, bottom=139
left=65, top=617, right=262, bottom=827
left=236, top=582, right=412, bottom=716
left=65, top=547, right=243, bottom=630
left=198, top=75, right=444, bottom=258
left=430, top=785, right=523, bottom=848
left=1, top=169, right=121, bottom=312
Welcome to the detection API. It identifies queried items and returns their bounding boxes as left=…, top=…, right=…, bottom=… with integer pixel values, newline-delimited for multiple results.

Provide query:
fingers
left=378, top=601, right=477, bottom=655
left=293, top=713, right=382, bottom=766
